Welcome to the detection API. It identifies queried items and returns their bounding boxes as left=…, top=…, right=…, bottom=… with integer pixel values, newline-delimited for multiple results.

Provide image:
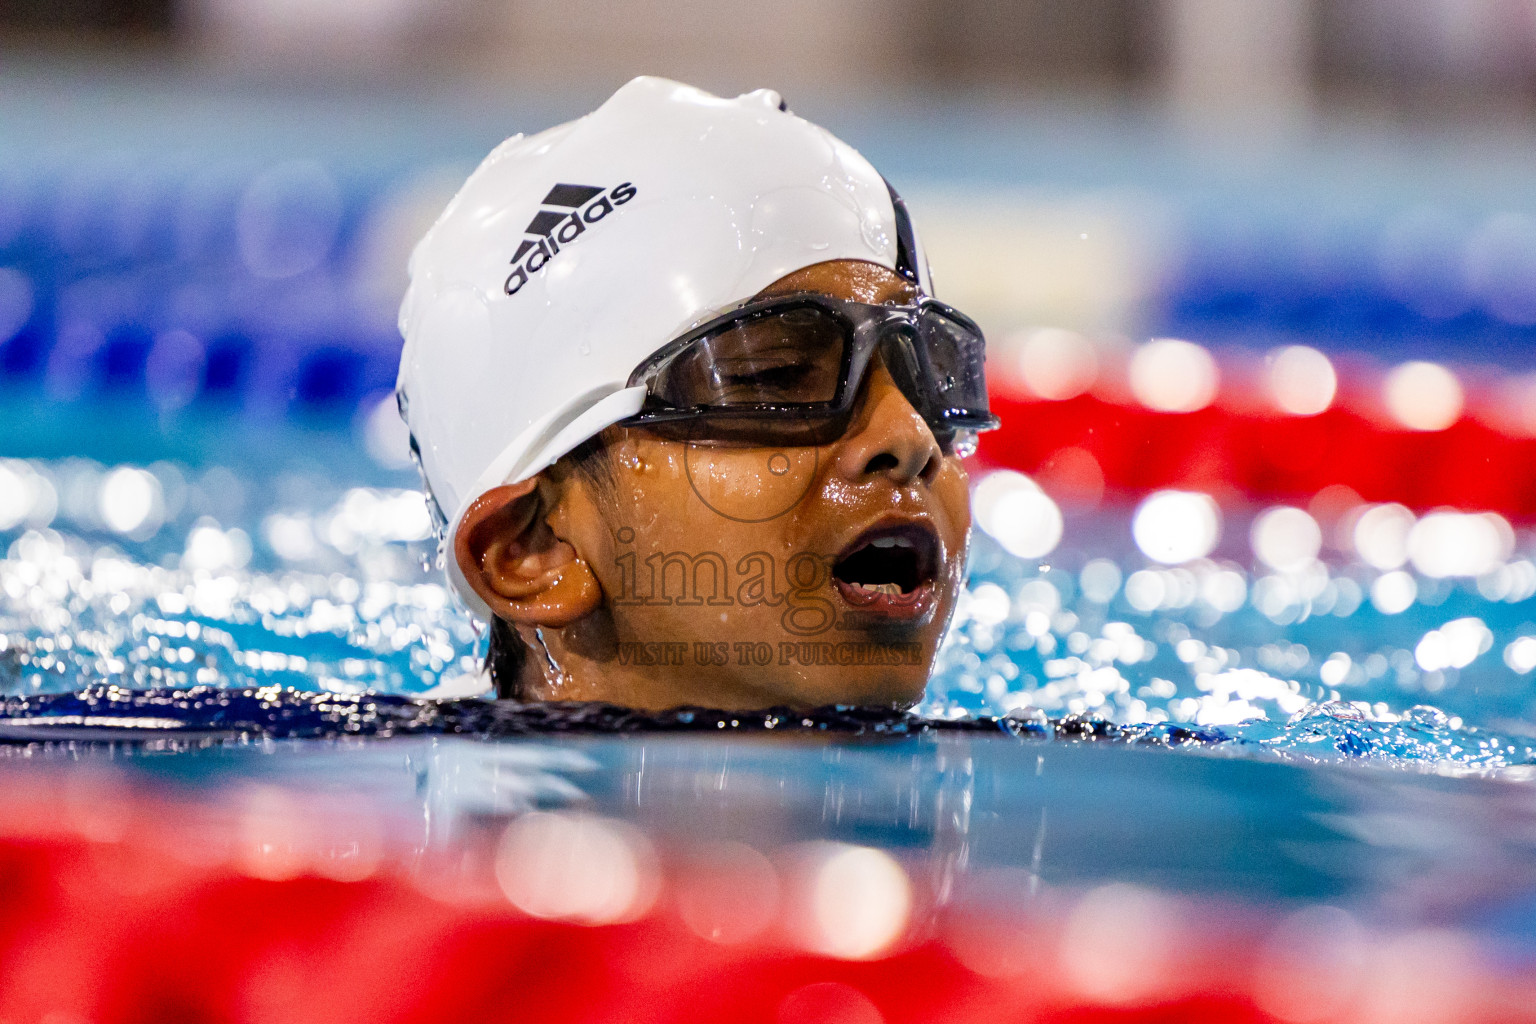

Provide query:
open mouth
left=831, top=522, right=940, bottom=601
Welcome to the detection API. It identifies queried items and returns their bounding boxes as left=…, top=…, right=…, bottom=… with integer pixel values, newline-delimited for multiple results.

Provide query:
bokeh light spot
left=1060, top=883, right=1179, bottom=1004
left=1128, top=338, right=1218, bottom=413
left=1251, top=506, right=1322, bottom=573
left=496, top=811, right=658, bottom=925
left=790, top=843, right=910, bottom=961
left=1353, top=503, right=1415, bottom=570
left=1383, top=361, right=1463, bottom=431
left=99, top=467, right=164, bottom=539
left=1266, top=345, right=1336, bottom=416
left=1408, top=511, right=1513, bottom=578
left=973, top=471, right=1063, bottom=559
left=675, top=841, right=780, bottom=945
left=1370, top=571, right=1417, bottom=615
left=1132, top=490, right=1220, bottom=564
left=1013, top=327, right=1098, bottom=401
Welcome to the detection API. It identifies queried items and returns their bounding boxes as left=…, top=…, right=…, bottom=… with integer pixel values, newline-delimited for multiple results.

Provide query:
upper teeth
left=851, top=582, right=905, bottom=596
left=870, top=536, right=914, bottom=549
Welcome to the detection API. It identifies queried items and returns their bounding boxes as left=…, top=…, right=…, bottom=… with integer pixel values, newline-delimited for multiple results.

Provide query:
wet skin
left=455, top=259, right=973, bottom=710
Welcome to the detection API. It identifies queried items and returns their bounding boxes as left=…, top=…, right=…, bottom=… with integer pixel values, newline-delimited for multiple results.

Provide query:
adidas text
left=504, top=182, right=637, bottom=296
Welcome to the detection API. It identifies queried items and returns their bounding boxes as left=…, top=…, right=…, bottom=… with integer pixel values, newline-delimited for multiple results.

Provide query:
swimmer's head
left=398, top=77, right=996, bottom=710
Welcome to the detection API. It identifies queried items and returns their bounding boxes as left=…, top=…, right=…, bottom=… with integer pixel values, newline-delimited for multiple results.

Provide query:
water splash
left=0, top=684, right=1530, bottom=777
left=3, top=453, right=1536, bottom=772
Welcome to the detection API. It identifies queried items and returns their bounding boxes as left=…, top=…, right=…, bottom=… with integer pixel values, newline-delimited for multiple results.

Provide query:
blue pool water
left=0, top=267, right=1532, bottom=985
left=0, top=396, right=1534, bottom=776
left=9, top=72, right=1536, bottom=996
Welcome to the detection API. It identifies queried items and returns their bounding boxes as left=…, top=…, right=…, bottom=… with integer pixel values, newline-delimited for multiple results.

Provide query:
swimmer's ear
left=454, top=478, right=602, bottom=628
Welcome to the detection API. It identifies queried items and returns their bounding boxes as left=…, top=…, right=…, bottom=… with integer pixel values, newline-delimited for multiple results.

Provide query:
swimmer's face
left=460, top=259, right=972, bottom=710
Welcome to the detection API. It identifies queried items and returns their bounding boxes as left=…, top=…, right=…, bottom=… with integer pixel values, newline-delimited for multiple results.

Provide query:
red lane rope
left=978, top=393, right=1536, bottom=517
left=0, top=778, right=1526, bottom=1024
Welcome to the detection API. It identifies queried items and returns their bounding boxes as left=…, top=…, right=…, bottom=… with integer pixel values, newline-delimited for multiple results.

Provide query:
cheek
left=932, top=462, right=973, bottom=594
left=630, top=441, right=813, bottom=532
left=934, top=459, right=973, bottom=533
left=605, top=444, right=803, bottom=564
left=675, top=445, right=823, bottom=528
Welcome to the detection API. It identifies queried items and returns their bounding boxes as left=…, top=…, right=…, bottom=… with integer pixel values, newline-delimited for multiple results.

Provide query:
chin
left=795, top=671, right=929, bottom=710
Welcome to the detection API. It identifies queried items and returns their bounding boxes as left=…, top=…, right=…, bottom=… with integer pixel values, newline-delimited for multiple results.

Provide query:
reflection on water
left=2, top=729, right=1529, bottom=1019
left=27, top=727, right=1534, bottom=959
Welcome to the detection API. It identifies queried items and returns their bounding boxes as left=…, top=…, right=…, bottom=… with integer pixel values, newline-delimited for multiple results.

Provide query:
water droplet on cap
left=860, top=219, right=890, bottom=252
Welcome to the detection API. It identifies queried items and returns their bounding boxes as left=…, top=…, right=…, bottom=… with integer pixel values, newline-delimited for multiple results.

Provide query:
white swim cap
left=397, top=75, right=931, bottom=617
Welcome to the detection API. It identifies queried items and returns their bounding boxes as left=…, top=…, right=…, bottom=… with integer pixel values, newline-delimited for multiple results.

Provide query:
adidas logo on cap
left=504, top=181, right=637, bottom=296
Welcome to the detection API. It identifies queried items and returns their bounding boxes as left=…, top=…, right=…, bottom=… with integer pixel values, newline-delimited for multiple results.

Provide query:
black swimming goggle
left=617, top=293, right=1001, bottom=451
left=617, top=182, right=998, bottom=452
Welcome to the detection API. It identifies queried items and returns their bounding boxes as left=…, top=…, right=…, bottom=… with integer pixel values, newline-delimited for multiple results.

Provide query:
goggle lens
left=916, top=307, right=993, bottom=427
left=649, top=304, right=844, bottom=409
left=626, top=295, right=998, bottom=445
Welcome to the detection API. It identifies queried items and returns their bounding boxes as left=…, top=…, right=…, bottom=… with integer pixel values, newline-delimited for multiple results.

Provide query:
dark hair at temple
left=486, top=615, right=527, bottom=699
left=485, top=432, right=617, bottom=699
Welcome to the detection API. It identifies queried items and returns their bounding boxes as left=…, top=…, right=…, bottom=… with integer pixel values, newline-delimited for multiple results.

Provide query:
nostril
left=862, top=452, right=900, bottom=475
left=919, top=453, right=941, bottom=484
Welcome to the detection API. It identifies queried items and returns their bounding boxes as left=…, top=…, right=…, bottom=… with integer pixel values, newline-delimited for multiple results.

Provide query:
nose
left=833, top=356, right=943, bottom=487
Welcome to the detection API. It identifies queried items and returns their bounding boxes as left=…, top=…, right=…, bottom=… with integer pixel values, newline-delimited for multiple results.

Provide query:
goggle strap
left=883, top=179, right=923, bottom=290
